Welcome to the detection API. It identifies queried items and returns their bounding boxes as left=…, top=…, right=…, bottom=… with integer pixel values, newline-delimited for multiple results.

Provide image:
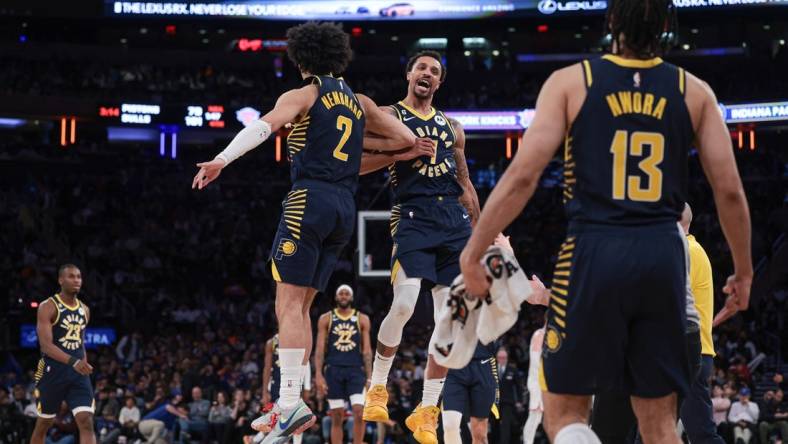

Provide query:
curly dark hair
left=286, top=22, right=353, bottom=76
left=406, top=51, right=446, bottom=82
left=605, top=0, right=677, bottom=58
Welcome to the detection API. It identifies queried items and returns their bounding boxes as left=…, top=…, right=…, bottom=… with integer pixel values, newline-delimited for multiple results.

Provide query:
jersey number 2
left=610, top=130, right=664, bottom=202
left=333, top=116, right=353, bottom=161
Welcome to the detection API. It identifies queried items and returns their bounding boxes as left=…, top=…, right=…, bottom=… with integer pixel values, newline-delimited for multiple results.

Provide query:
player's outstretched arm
left=192, top=86, right=316, bottom=189
left=689, top=74, right=753, bottom=317
left=460, top=68, right=571, bottom=297
left=313, top=313, right=330, bottom=399
left=449, top=118, right=481, bottom=225
left=261, top=339, right=273, bottom=405
left=357, top=94, right=417, bottom=151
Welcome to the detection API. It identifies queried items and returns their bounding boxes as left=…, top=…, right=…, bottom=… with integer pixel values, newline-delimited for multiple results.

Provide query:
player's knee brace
left=554, top=423, right=601, bottom=444
left=442, top=410, right=463, bottom=444
left=377, top=271, right=420, bottom=347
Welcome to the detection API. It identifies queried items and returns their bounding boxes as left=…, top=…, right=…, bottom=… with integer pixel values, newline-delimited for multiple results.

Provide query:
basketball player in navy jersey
left=314, top=285, right=372, bottom=444
left=460, top=1, right=752, bottom=443
left=30, top=264, right=96, bottom=444
left=441, top=340, right=500, bottom=444
left=359, top=50, right=480, bottom=444
left=193, top=22, right=427, bottom=443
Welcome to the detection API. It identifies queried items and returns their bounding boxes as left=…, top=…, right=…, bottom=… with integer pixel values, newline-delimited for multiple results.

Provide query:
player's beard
left=337, top=301, right=352, bottom=309
left=412, top=84, right=433, bottom=101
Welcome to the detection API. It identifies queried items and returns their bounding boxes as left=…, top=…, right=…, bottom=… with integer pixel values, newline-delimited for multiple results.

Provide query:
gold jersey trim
left=602, top=54, right=663, bottom=68
left=397, top=101, right=436, bottom=121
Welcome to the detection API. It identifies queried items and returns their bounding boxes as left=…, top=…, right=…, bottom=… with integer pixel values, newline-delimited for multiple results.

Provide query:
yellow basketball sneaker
left=405, top=404, right=440, bottom=444
left=362, top=384, right=389, bottom=422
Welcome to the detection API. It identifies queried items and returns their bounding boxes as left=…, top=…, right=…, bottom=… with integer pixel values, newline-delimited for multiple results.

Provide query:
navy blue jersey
left=472, top=340, right=498, bottom=361
left=287, top=76, right=366, bottom=193
left=325, top=309, right=363, bottom=367
left=565, top=55, right=693, bottom=226
left=388, top=102, right=462, bottom=202
left=43, top=294, right=87, bottom=360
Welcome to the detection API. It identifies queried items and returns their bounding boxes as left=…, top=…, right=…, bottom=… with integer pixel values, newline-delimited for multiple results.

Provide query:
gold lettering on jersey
left=409, top=123, right=452, bottom=177
left=332, top=322, right=358, bottom=352
left=606, top=91, right=668, bottom=120
left=321, top=92, right=363, bottom=120
left=58, top=313, right=85, bottom=351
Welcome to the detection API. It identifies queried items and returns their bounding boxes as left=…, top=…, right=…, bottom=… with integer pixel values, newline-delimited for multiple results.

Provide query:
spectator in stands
left=759, top=389, right=788, bottom=444
left=711, top=385, right=732, bottom=439
left=729, top=387, right=759, bottom=443
left=492, top=348, right=524, bottom=444
left=0, top=385, right=25, bottom=444
left=11, top=383, right=34, bottom=439
left=116, top=332, right=142, bottom=366
left=95, top=388, right=120, bottom=421
left=775, top=373, right=787, bottom=392
left=208, top=391, right=232, bottom=444
left=119, top=396, right=141, bottom=440
left=46, top=402, right=77, bottom=444
left=96, top=410, right=122, bottom=444
left=138, top=393, right=188, bottom=443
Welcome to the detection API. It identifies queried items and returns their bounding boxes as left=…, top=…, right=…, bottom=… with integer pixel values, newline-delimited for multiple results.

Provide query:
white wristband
left=215, top=119, right=272, bottom=165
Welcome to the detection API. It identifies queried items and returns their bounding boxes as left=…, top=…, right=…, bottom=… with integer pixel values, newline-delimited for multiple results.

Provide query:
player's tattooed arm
left=360, top=313, right=373, bottom=382
left=314, top=313, right=330, bottom=398
left=449, top=118, right=481, bottom=226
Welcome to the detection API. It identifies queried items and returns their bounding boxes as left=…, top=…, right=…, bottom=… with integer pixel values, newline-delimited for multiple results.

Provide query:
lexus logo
left=538, top=0, right=558, bottom=14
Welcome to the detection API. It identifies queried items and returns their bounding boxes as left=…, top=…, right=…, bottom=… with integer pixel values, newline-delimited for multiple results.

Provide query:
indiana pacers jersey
left=325, top=309, right=363, bottom=367
left=388, top=102, right=462, bottom=202
left=565, top=55, right=693, bottom=225
left=287, top=75, right=366, bottom=193
left=45, top=294, right=87, bottom=360
left=34, top=294, right=94, bottom=418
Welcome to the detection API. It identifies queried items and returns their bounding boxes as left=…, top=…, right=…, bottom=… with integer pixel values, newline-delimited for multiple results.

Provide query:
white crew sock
left=278, top=348, right=305, bottom=409
left=554, top=423, right=601, bottom=444
left=370, top=352, right=394, bottom=387
left=292, top=433, right=303, bottom=444
left=421, top=378, right=445, bottom=407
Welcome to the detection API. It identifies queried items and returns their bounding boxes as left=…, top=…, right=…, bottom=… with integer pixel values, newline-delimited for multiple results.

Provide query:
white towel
left=431, top=246, right=534, bottom=368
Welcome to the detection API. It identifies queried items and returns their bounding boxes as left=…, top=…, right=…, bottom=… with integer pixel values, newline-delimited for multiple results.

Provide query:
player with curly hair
left=193, top=22, right=434, bottom=444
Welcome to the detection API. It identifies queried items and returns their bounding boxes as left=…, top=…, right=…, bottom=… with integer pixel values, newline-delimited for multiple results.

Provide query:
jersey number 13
left=609, top=130, right=664, bottom=202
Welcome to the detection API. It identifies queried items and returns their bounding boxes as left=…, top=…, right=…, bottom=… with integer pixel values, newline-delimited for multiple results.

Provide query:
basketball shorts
left=390, top=196, right=472, bottom=286
left=34, top=357, right=95, bottom=418
left=443, top=357, right=499, bottom=419
left=325, top=364, right=366, bottom=404
left=269, top=180, right=356, bottom=293
left=541, top=221, right=691, bottom=398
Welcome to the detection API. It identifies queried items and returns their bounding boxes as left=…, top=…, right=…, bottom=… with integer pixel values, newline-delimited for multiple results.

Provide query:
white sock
left=370, top=352, right=394, bottom=387
left=554, top=423, right=601, bottom=444
left=421, top=378, right=445, bottom=407
left=278, top=348, right=305, bottom=409
left=523, top=411, right=542, bottom=444
left=292, top=433, right=303, bottom=444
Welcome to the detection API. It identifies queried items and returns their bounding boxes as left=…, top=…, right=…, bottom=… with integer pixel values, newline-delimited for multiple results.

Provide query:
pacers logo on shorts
left=275, top=239, right=297, bottom=260
left=545, top=326, right=563, bottom=353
